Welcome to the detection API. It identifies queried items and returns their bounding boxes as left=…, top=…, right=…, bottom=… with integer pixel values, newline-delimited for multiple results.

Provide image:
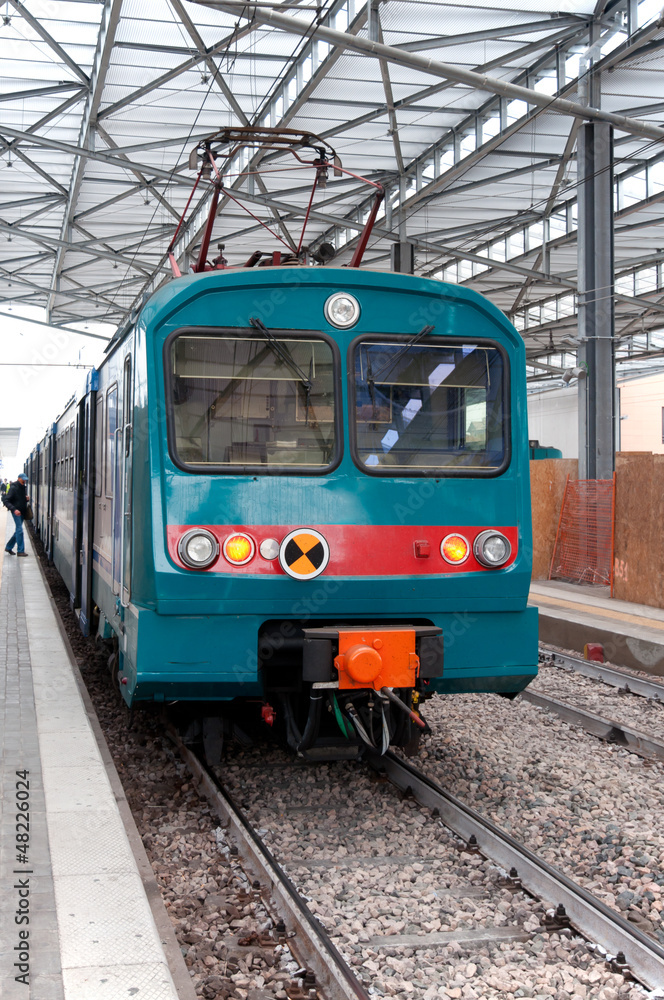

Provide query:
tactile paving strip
left=62, top=962, right=178, bottom=1000
left=55, top=870, right=166, bottom=967
left=37, top=728, right=102, bottom=767
left=47, top=809, right=138, bottom=877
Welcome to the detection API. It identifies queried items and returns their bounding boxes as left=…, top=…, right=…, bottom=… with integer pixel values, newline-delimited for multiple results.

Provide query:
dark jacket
left=3, top=480, right=28, bottom=518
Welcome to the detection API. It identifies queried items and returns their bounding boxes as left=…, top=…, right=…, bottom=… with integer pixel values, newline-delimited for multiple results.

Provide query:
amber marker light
left=223, top=533, right=255, bottom=565
left=441, top=532, right=470, bottom=565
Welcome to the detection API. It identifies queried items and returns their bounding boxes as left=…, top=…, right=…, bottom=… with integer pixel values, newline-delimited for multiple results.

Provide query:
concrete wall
left=528, top=372, right=664, bottom=460
left=529, top=458, right=579, bottom=579
left=619, top=372, right=664, bottom=454
left=527, top=387, right=579, bottom=458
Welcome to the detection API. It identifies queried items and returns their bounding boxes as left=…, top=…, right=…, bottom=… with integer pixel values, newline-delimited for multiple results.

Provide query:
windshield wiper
left=368, top=324, right=434, bottom=389
left=249, top=317, right=312, bottom=392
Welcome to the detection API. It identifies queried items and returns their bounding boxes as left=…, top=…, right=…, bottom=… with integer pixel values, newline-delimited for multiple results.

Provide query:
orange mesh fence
left=549, top=474, right=616, bottom=593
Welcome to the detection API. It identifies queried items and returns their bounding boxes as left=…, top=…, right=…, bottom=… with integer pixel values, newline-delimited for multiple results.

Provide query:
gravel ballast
left=32, top=539, right=664, bottom=999
left=531, top=660, right=664, bottom=742
left=413, top=685, right=664, bottom=948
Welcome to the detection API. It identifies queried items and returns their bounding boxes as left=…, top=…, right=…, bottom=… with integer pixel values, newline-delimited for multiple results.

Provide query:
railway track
left=539, top=645, right=664, bottom=702
left=174, top=733, right=664, bottom=996
left=377, top=750, right=664, bottom=990
left=529, top=645, right=664, bottom=762
left=173, top=733, right=371, bottom=1000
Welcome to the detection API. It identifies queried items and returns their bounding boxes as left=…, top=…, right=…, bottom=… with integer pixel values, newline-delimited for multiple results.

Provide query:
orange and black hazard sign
left=279, top=528, right=330, bottom=580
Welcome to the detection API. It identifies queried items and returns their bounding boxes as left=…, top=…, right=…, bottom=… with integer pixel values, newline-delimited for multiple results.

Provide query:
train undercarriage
left=173, top=619, right=443, bottom=763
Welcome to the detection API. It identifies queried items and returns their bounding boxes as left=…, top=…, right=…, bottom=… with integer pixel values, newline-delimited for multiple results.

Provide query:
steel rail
left=539, top=644, right=664, bottom=702
left=520, top=689, right=664, bottom=763
left=173, top=736, right=371, bottom=1000
left=369, top=750, right=664, bottom=990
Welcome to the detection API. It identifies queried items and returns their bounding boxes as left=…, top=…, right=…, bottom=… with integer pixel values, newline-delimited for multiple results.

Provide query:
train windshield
left=168, top=333, right=337, bottom=471
left=353, top=338, right=507, bottom=474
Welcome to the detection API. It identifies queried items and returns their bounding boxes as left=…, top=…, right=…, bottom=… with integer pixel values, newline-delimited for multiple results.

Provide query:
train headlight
left=179, top=529, right=219, bottom=570
left=474, top=529, right=511, bottom=568
left=324, top=291, right=360, bottom=329
left=441, top=533, right=470, bottom=565
left=223, top=532, right=255, bottom=565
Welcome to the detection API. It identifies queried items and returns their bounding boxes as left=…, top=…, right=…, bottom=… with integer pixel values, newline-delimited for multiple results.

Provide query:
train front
left=126, top=266, right=538, bottom=756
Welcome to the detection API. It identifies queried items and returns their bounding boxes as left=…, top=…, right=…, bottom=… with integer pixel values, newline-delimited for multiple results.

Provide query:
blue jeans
left=6, top=512, right=24, bottom=553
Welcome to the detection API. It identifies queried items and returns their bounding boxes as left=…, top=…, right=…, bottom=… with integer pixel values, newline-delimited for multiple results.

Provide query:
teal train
left=26, top=265, right=538, bottom=758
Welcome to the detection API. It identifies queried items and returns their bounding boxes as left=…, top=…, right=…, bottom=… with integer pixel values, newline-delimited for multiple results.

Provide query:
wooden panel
left=529, top=459, right=579, bottom=580
left=614, top=452, right=664, bottom=607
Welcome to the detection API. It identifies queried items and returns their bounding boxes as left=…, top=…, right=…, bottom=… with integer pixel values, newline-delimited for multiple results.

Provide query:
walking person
left=3, top=473, right=30, bottom=557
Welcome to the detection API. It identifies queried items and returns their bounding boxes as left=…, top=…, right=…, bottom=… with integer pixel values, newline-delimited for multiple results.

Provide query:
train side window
left=70, top=421, right=75, bottom=490
left=65, top=427, right=70, bottom=491
left=351, top=337, right=508, bottom=477
left=106, top=385, right=117, bottom=498
left=95, top=396, right=104, bottom=497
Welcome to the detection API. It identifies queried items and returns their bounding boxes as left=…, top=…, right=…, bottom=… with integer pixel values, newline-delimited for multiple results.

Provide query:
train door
left=67, top=415, right=77, bottom=606
left=44, top=435, right=50, bottom=556
left=120, top=354, right=133, bottom=607
left=73, top=402, right=86, bottom=610
left=112, top=360, right=127, bottom=595
left=47, top=427, right=55, bottom=560
left=79, top=375, right=98, bottom=636
left=34, top=445, right=40, bottom=528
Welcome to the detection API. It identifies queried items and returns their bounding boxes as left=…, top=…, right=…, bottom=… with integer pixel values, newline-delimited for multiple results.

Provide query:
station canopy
left=2, top=0, right=664, bottom=372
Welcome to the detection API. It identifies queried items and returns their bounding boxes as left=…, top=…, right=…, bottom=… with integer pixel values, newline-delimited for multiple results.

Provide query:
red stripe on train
left=165, top=525, right=518, bottom=575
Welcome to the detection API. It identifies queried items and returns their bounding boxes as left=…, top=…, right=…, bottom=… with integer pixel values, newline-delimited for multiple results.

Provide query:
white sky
left=0, top=305, right=114, bottom=480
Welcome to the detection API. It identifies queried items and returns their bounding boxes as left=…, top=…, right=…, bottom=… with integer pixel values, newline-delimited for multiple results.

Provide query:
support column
left=577, top=120, right=615, bottom=479
left=391, top=174, right=414, bottom=273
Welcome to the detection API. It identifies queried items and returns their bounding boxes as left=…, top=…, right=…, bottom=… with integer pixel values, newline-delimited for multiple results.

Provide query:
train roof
left=139, top=266, right=516, bottom=338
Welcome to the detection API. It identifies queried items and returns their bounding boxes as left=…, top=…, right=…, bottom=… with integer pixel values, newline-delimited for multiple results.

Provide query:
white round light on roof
left=324, top=292, right=360, bottom=329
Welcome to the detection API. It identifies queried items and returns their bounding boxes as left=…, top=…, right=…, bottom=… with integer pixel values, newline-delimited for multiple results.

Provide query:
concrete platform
left=0, top=516, right=194, bottom=1000
left=530, top=579, right=664, bottom=676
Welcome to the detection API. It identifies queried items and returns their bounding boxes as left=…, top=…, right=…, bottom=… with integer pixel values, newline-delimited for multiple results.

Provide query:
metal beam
left=395, top=15, right=590, bottom=52
left=0, top=219, right=158, bottom=275
left=48, top=0, right=124, bottom=318
left=230, top=184, right=577, bottom=290
left=0, top=194, right=64, bottom=213
left=510, top=120, right=581, bottom=314
left=577, top=122, right=615, bottom=479
left=194, top=1, right=664, bottom=141
left=0, top=135, right=68, bottom=195
left=6, top=0, right=90, bottom=84
left=163, top=0, right=366, bottom=282
left=376, top=12, right=405, bottom=176
left=96, top=22, right=257, bottom=122
left=0, top=82, right=86, bottom=105
left=95, top=124, right=182, bottom=221
left=292, top=21, right=608, bottom=255
left=168, top=0, right=250, bottom=124
left=0, top=126, right=193, bottom=187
